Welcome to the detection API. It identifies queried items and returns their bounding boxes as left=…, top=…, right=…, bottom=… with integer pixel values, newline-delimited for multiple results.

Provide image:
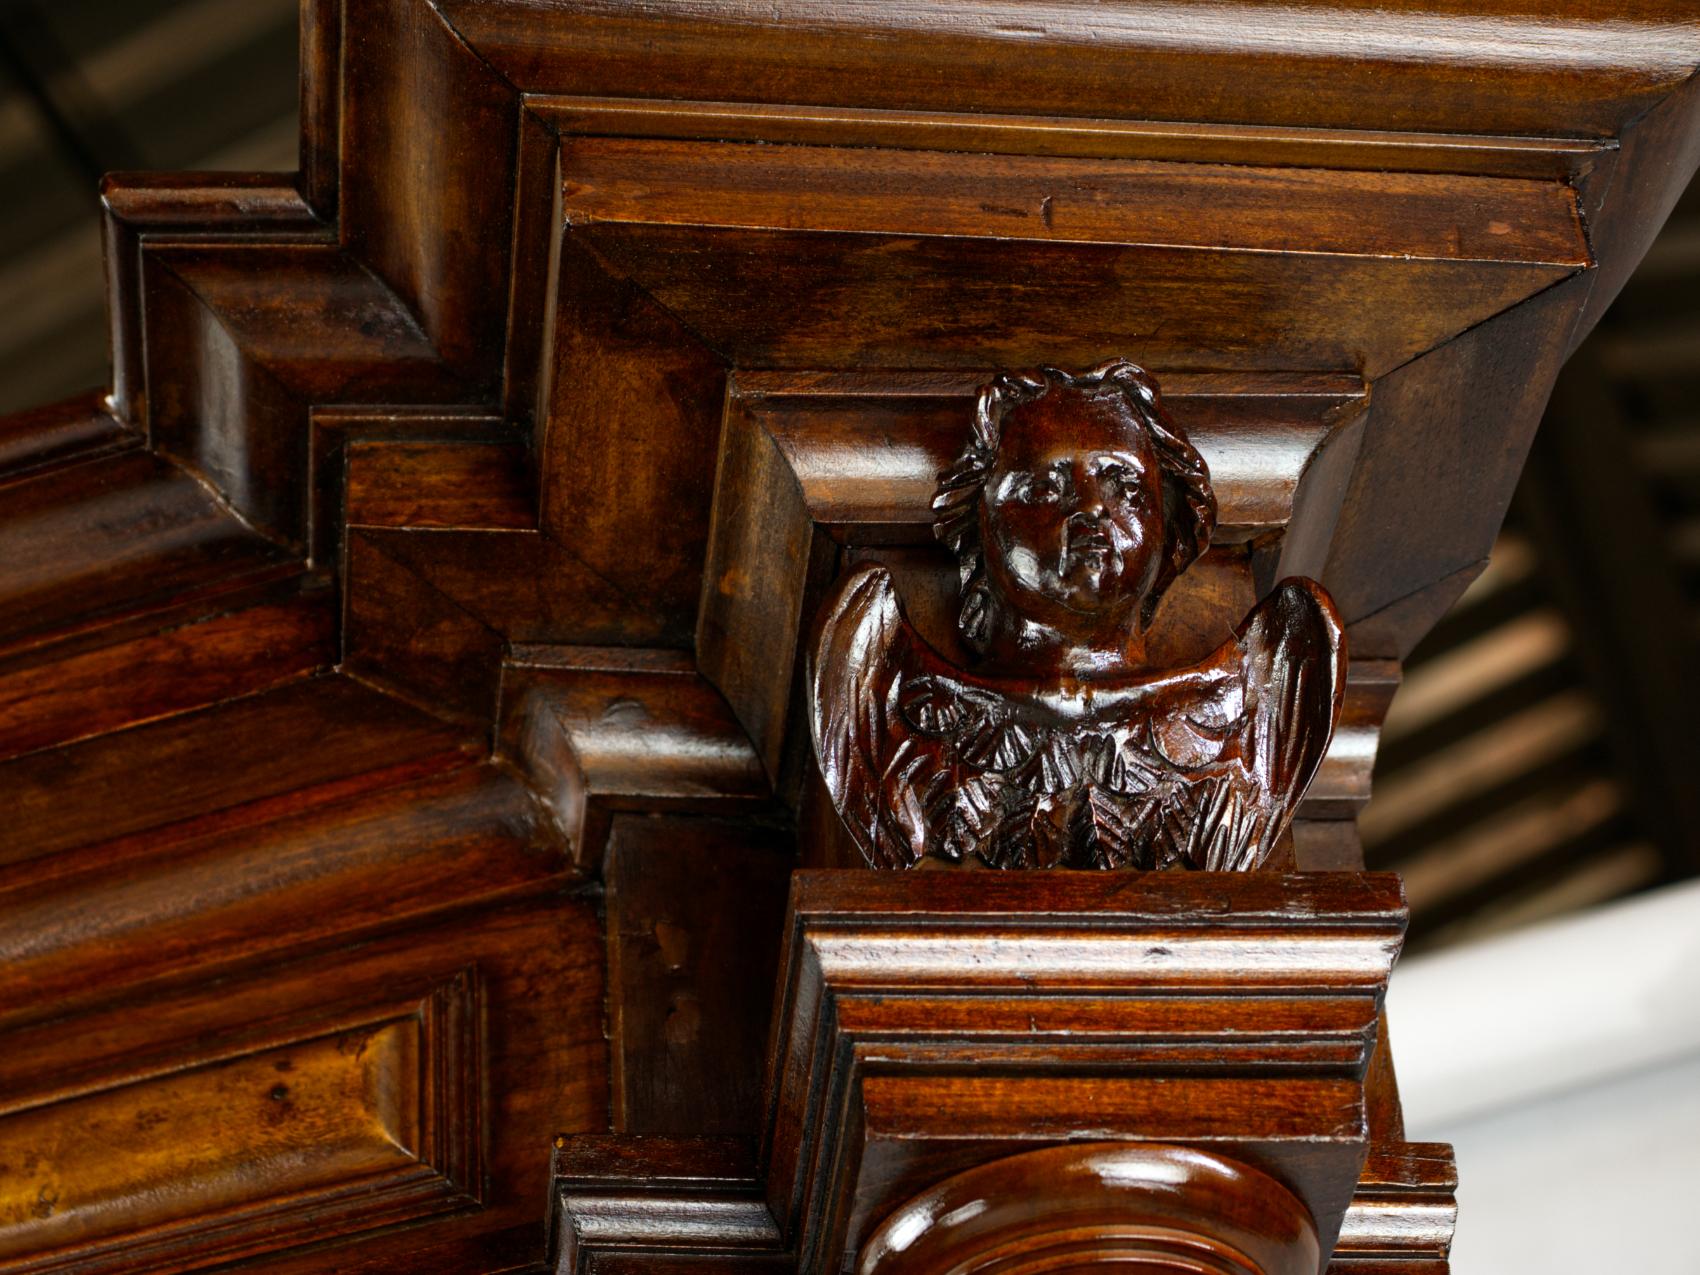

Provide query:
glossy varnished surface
left=858, top=1144, right=1321, bottom=1275
left=4, top=0, right=1700, bottom=1269
left=555, top=870, right=1407, bottom=1274
left=810, top=363, right=1347, bottom=871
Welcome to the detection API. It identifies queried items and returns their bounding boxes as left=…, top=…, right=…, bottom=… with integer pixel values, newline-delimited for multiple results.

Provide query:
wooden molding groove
left=550, top=1136, right=1454, bottom=1275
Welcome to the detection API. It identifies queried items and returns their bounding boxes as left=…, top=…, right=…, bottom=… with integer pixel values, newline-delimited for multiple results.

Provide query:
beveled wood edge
left=527, top=94, right=1612, bottom=180
left=0, top=970, right=483, bottom=1275
left=442, top=0, right=1697, bottom=140
left=494, top=647, right=772, bottom=869
left=756, top=871, right=1407, bottom=1269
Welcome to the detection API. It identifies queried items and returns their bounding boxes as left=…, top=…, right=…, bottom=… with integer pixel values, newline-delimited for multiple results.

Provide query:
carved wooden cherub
left=809, top=359, right=1345, bottom=871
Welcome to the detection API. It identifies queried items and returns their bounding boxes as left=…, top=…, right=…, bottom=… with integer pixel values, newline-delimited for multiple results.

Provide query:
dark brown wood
left=2, top=0, right=1698, bottom=1270
left=857, top=1143, right=1321, bottom=1275
left=604, top=818, right=792, bottom=1136
left=496, top=647, right=772, bottom=870
left=549, top=1139, right=1453, bottom=1275
left=554, top=870, right=1411, bottom=1275
left=810, top=363, right=1345, bottom=871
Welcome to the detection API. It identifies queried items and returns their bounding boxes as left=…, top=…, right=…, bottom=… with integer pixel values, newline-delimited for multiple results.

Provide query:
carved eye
left=1017, top=474, right=1061, bottom=503
left=1100, top=465, right=1139, bottom=504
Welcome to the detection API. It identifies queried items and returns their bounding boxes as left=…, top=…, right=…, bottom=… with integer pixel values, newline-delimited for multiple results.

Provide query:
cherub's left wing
left=1136, top=577, right=1347, bottom=872
left=1235, top=576, right=1347, bottom=815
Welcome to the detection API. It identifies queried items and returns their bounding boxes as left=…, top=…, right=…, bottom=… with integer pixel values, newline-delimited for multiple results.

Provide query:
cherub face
left=979, top=386, right=1165, bottom=627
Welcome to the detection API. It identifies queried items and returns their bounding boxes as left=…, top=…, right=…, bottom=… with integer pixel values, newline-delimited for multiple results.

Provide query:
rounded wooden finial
left=857, top=1142, right=1320, bottom=1275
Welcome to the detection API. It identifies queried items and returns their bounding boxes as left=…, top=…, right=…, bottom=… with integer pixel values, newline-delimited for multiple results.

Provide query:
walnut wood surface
left=554, top=871, right=1410, bottom=1274
left=2, top=0, right=1698, bottom=1269
left=857, top=1143, right=1321, bottom=1275
left=809, top=362, right=1347, bottom=872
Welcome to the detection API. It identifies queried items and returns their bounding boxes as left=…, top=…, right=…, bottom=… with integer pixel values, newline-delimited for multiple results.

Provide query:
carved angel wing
left=1106, top=578, right=1343, bottom=873
left=1208, top=576, right=1347, bottom=869
left=1238, top=579, right=1346, bottom=799
left=809, top=567, right=931, bottom=870
left=810, top=564, right=1050, bottom=868
left=809, top=566, right=1346, bottom=873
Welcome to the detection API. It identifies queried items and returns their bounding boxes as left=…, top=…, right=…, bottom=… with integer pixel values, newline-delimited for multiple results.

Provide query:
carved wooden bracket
left=12, top=2, right=1698, bottom=1268
left=806, top=362, right=1349, bottom=873
left=551, top=870, right=1431, bottom=1274
left=496, top=645, right=771, bottom=869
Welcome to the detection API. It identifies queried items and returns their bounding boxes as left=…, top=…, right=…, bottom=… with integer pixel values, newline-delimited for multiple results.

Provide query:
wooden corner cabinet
left=2, top=3, right=1697, bottom=1272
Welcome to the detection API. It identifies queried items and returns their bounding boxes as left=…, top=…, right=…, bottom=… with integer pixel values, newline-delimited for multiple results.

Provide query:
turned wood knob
left=857, top=1143, right=1320, bottom=1275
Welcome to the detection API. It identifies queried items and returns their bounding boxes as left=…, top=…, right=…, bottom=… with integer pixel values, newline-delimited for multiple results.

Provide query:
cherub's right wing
left=809, top=563, right=1013, bottom=868
left=809, top=564, right=928, bottom=866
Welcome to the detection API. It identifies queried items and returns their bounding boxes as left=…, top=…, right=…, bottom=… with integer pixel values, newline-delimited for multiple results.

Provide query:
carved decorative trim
left=1332, top=1146, right=1459, bottom=1265
left=761, top=871, right=1403, bottom=1270
left=699, top=369, right=1368, bottom=795
left=551, top=1137, right=787, bottom=1275
left=11, top=5, right=1697, bottom=1273
left=808, top=362, right=1347, bottom=871
left=555, top=871, right=1409, bottom=1274
left=549, top=1135, right=1455, bottom=1275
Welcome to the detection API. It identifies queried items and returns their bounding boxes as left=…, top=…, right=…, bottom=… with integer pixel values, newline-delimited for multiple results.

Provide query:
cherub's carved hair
left=932, top=358, right=1216, bottom=652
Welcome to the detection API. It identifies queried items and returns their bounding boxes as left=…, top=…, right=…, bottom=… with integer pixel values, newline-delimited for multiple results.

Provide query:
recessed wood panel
left=0, top=976, right=478, bottom=1274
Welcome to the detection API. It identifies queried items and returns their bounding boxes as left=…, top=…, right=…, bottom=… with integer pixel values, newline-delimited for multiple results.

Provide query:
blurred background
left=2, top=2, right=1697, bottom=1269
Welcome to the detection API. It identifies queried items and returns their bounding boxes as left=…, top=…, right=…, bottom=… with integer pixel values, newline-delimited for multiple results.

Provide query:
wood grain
left=6, top=0, right=1700, bottom=1268
left=498, top=648, right=771, bottom=867
left=565, top=138, right=1584, bottom=376
left=0, top=676, right=475, bottom=867
left=0, top=452, right=293, bottom=657
left=0, top=900, right=604, bottom=1273
left=443, top=1, right=1700, bottom=138
left=604, top=817, right=792, bottom=1135
left=0, top=977, right=477, bottom=1273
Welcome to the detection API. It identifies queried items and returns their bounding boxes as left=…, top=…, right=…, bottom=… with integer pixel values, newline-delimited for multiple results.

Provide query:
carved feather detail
left=810, top=565, right=1345, bottom=873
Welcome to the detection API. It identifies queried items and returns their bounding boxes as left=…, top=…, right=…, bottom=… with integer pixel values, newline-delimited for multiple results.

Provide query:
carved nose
left=1076, top=478, right=1110, bottom=518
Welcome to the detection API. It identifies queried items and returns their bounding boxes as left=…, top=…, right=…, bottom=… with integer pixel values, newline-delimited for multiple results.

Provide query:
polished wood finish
left=554, top=871, right=1408, bottom=1273
left=810, top=362, right=1346, bottom=871
left=857, top=1144, right=1320, bottom=1275
left=3, top=0, right=1699, bottom=1270
left=604, top=816, right=792, bottom=1135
